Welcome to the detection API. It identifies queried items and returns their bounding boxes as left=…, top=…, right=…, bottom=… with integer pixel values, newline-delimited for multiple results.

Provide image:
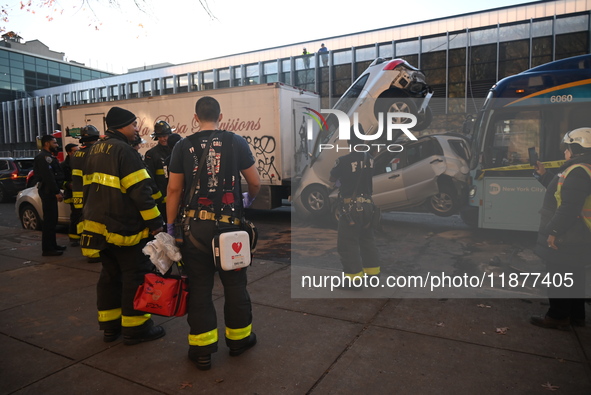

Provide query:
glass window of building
left=378, top=42, right=393, bottom=59
left=263, top=61, right=278, bottom=83
left=499, top=39, right=530, bottom=79
left=176, top=75, right=188, bottom=93
left=218, top=68, right=230, bottom=88
left=245, top=63, right=259, bottom=85
left=280, top=59, right=291, bottom=85
left=232, top=67, right=242, bottom=87
left=130, top=82, right=139, bottom=98
left=201, top=71, right=213, bottom=90
left=448, top=47, right=466, bottom=113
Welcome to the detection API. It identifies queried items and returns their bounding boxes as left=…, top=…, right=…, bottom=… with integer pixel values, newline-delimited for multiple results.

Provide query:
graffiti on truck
left=245, top=135, right=280, bottom=183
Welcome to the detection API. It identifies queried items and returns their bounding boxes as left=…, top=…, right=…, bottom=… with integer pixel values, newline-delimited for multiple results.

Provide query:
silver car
left=293, top=57, right=434, bottom=218
left=15, top=186, right=70, bottom=230
left=296, top=134, right=471, bottom=220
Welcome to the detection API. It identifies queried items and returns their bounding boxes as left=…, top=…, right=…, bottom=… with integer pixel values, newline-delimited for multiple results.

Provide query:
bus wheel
left=427, top=185, right=458, bottom=217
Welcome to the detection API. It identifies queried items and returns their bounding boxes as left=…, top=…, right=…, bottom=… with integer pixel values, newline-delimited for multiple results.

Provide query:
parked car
left=295, top=134, right=471, bottom=220
left=0, top=157, right=35, bottom=202
left=15, top=186, right=70, bottom=230
left=293, top=57, right=434, bottom=218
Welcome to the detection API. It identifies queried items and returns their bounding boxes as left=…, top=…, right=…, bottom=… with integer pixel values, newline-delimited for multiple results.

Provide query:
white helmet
left=562, top=127, right=591, bottom=149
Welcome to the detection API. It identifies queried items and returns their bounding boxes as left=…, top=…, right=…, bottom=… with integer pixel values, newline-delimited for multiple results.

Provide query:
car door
left=372, top=149, right=408, bottom=210
left=399, top=138, right=443, bottom=206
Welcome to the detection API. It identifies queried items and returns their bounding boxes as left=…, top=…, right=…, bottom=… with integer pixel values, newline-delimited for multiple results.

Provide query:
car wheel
left=301, top=184, right=331, bottom=217
left=427, top=185, right=458, bottom=217
left=376, top=97, right=418, bottom=125
left=20, top=204, right=42, bottom=230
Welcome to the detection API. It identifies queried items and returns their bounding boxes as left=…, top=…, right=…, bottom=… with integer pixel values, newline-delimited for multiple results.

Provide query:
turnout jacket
left=70, top=145, right=90, bottom=210
left=79, top=130, right=163, bottom=257
left=144, top=143, right=170, bottom=200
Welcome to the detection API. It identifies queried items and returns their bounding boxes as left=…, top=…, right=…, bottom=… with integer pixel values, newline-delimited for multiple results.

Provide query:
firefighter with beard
left=33, top=134, right=65, bottom=256
left=145, top=120, right=174, bottom=223
left=71, top=125, right=102, bottom=262
left=78, top=107, right=165, bottom=345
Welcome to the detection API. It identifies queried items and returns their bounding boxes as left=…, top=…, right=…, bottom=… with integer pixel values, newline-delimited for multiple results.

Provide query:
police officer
left=530, top=127, right=591, bottom=329
left=79, top=107, right=165, bottom=345
left=71, top=125, right=101, bottom=261
left=34, top=134, right=65, bottom=256
left=61, top=143, right=79, bottom=246
left=329, top=128, right=380, bottom=288
left=145, top=120, right=174, bottom=223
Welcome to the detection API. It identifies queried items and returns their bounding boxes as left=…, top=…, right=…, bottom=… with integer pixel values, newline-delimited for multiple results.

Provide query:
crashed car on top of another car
left=293, top=57, right=434, bottom=218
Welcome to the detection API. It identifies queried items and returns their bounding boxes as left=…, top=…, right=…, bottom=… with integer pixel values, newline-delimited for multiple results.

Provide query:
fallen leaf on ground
left=495, top=327, right=509, bottom=335
left=541, top=382, right=559, bottom=391
left=435, top=322, right=445, bottom=327
left=179, top=382, right=192, bottom=389
left=477, top=304, right=491, bottom=308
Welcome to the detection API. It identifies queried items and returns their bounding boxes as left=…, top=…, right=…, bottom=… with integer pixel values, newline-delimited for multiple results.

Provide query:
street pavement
left=1, top=224, right=590, bottom=394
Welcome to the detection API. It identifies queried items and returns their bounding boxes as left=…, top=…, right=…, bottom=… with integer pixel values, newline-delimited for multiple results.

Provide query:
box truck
left=58, top=83, right=321, bottom=209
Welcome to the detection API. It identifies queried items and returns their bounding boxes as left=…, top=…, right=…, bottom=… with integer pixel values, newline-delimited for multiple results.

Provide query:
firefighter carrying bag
left=133, top=261, right=188, bottom=317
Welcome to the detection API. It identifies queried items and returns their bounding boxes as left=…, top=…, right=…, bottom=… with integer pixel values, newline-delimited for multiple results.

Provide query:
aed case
left=212, top=231, right=251, bottom=271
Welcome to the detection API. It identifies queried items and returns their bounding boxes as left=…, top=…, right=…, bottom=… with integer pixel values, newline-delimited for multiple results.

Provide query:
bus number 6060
left=550, top=94, right=573, bottom=103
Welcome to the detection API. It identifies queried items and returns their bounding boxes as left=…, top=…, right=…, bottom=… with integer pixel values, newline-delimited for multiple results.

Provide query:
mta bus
left=461, top=54, right=591, bottom=232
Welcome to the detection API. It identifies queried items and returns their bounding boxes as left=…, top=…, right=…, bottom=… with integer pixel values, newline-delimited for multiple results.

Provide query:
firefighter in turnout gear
left=79, top=107, right=166, bottom=345
left=145, top=120, right=174, bottom=223
left=71, top=125, right=102, bottom=261
left=166, top=96, right=261, bottom=371
left=329, top=127, right=380, bottom=289
left=60, top=143, right=80, bottom=246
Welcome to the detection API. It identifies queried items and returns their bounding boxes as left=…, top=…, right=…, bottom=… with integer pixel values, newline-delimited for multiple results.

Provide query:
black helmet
left=151, top=120, right=175, bottom=140
left=80, top=125, right=100, bottom=143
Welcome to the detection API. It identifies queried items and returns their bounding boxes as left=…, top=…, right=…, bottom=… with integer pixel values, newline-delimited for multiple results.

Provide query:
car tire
left=301, top=184, right=331, bottom=217
left=427, top=185, right=458, bottom=217
left=20, top=204, right=42, bottom=230
left=375, top=97, right=419, bottom=127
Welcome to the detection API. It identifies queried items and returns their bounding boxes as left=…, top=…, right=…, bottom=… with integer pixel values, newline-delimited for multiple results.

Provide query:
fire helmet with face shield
left=79, top=125, right=100, bottom=143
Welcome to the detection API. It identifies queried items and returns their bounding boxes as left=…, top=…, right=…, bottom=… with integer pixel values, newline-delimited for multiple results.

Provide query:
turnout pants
left=96, top=240, right=155, bottom=336
left=337, top=208, right=380, bottom=278
left=181, top=219, right=253, bottom=356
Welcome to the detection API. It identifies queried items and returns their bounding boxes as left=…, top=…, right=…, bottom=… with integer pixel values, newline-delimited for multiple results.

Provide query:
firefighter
left=329, top=127, right=380, bottom=289
left=145, top=120, right=174, bottom=223
left=60, top=142, right=80, bottom=246
left=71, top=125, right=102, bottom=262
left=78, top=106, right=165, bottom=345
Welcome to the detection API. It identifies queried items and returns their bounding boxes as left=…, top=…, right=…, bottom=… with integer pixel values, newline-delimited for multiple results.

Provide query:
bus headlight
left=468, top=185, right=477, bottom=199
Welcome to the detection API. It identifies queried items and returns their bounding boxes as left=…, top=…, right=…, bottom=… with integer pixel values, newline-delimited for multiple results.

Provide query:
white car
left=15, top=186, right=70, bottom=230
left=293, top=57, right=434, bottom=219
left=298, top=134, right=471, bottom=221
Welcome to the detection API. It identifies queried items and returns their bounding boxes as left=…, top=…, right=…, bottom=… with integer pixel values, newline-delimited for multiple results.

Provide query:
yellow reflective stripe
left=122, top=314, right=151, bottom=327
left=152, top=191, right=162, bottom=201
left=140, top=206, right=161, bottom=221
left=188, top=329, right=218, bottom=346
left=80, top=219, right=150, bottom=246
left=344, top=271, right=364, bottom=279
left=226, top=324, right=252, bottom=341
left=555, top=163, right=591, bottom=232
left=81, top=247, right=101, bottom=258
left=72, top=169, right=83, bottom=177
left=121, top=169, right=150, bottom=190
left=68, top=234, right=80, bottom=240
left=162, top=196, right=167, bottom=203
left=84, top=172, right=121, bottom=189
left=155, top=169, right=165, bottom=176
left=364, top=267, right=381, bottom=275
left=98, top=308, right=122, bottom=322
left=73, top=191, right=83, bottom=198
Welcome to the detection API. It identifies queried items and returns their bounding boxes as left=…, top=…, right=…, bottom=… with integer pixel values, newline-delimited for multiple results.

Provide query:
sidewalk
left=0, top=225, right=590, bottom=394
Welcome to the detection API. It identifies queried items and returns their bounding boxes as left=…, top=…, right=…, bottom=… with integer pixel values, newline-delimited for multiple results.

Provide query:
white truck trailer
left=58, top=83, right=320, bottom=210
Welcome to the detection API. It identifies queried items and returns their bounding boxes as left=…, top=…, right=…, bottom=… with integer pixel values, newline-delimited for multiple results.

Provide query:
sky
left=4, top=0, right=540, bottom=73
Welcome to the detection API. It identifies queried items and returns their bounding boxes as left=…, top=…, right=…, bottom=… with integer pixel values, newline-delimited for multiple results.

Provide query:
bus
left=461, top=54, right=591, bottom=232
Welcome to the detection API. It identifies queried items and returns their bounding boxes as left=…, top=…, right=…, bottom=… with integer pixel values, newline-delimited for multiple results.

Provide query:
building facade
left=1, top=0, right=590, bottom=153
